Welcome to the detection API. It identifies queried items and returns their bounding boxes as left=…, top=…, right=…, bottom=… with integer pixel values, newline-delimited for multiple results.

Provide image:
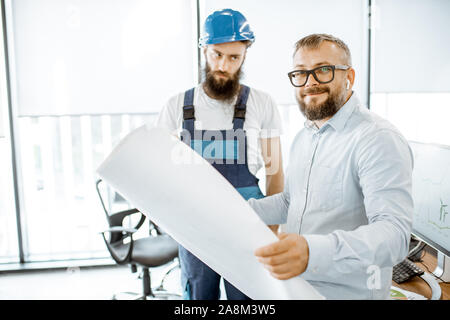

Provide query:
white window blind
left=372, top=0, right=450, bottom=93
left=7, top=0, right=197, bottom=116
left=200, top=0, right=369, bottom=106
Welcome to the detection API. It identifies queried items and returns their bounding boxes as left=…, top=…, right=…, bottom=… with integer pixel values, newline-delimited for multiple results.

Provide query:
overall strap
left=233, top=85, right=250, bottom=130
left=182, top=88, right=195, bottom=132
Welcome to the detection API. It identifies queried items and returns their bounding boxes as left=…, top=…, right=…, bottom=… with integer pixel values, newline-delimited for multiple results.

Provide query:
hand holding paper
left=255, top=233, right=310, bottom=280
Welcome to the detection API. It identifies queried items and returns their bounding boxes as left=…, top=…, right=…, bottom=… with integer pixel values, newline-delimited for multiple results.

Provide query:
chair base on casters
left=112, top=289, right=181, bottom=300
left=112, top=263, right=182, bottom=300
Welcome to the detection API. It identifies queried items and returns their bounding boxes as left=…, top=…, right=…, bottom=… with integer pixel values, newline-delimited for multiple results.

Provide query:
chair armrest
left=100, top=226, right=138, bottom=235
left=100, top=227, right=136, bottom=265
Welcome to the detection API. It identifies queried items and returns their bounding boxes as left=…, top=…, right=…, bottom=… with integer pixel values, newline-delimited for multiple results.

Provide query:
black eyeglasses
left=287, top=65, right=350, bottom=87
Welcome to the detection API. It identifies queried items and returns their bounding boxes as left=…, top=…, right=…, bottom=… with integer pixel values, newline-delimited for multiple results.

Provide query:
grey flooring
left=0, top=261, right=183, bottom=300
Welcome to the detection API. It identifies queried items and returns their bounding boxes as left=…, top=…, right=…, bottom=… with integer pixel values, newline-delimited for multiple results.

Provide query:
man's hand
left=254, top=233, right=309, bottom=280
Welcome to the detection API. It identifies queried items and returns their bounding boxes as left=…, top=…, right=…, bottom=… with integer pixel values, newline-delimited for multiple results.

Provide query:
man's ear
left=347, top=67, right=356, bottom=88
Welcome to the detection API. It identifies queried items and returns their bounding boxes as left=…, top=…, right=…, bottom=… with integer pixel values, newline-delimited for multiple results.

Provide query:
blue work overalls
left=179, top=85, right=265, bottom=300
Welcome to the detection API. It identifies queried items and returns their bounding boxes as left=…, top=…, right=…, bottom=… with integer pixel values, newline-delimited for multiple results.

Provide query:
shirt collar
left=304, top=92, right=359, bottom=133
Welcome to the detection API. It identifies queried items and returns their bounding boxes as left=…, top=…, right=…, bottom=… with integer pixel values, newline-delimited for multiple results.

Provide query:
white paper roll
left=97, top=125, right=324, bottom=300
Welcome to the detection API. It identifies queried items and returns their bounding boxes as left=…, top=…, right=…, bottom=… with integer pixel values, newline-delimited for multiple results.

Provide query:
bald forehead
left=293, top=41, right=350, bottom=68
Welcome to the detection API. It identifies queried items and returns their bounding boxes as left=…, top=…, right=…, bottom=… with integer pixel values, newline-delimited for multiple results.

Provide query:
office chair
left=95, top=179, right=181, bottom=300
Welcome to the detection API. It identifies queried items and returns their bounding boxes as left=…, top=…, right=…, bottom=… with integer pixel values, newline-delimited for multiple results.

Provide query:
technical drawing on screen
left=410, top=141, right=450, bottom=282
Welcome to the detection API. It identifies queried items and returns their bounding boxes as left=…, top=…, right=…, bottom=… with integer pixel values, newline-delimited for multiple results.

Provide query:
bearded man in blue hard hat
left=156, top=9, right=285, bottom=300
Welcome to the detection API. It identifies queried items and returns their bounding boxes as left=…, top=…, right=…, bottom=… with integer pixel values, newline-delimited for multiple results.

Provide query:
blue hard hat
left=199, top=9, right=255, bottom=47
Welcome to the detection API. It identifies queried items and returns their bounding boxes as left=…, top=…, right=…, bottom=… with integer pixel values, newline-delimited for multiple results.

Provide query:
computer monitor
left=409, top=141, right=450, bottom=282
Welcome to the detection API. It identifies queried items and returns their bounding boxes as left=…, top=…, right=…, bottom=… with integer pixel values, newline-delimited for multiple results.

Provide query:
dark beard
left=203, top=63, right=242, bottom=102
left=297, top=86, right=346, bottom=121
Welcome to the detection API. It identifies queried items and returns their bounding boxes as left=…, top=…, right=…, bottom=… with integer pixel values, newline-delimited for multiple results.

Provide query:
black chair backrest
left=95, top=179, right=146, bottom=244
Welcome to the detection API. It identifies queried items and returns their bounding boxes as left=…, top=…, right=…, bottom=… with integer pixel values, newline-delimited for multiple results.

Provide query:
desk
left=392, top=249, right=450, bottom=300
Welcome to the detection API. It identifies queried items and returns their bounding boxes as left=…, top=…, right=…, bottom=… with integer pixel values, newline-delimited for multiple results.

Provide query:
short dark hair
left=293, top=33, right=352, bottom=66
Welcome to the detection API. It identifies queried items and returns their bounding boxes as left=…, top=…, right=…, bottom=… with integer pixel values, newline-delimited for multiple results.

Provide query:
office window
left=370, top=0, right=450, bottom=145
left=0, top=138, right=19, bottom=264
left=370, top=93, right=450, bottom=146
left=17, top=114, right=156, bottom=261
left=371, top=0, right=450, bottom=94
left=7, top=0, right=197, bottom=116
left=0, top=0, right=19, bottom=264
left=4, top=0, right=196, bottom=263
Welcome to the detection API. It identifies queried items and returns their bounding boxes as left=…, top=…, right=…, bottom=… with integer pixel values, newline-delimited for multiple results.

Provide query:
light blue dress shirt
left=249, top=93, right=414, bottom=299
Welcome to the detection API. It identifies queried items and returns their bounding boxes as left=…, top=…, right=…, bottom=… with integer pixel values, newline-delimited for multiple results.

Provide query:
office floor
left=0, top=262, right=187, bottom=300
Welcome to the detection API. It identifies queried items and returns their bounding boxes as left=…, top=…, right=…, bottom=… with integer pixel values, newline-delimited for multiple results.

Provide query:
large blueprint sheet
left=97, top=125, right=324, bottom=300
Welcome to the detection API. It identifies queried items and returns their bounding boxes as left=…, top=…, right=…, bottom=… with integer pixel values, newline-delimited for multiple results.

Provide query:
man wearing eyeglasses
left=250, top=34, right=413, bottom=299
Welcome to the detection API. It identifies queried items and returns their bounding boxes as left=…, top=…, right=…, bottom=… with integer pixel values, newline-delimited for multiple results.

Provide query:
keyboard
left=392, top=258, right=425, bottom=283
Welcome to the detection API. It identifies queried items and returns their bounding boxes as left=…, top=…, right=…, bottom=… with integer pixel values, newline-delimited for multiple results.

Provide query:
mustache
left=212, top=71, right=231, bottom=78
left=302, top=86, right=330, bottom=96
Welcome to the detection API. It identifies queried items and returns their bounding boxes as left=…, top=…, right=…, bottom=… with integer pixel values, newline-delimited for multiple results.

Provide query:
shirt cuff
left=303, top=234, right=335, bottom=276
